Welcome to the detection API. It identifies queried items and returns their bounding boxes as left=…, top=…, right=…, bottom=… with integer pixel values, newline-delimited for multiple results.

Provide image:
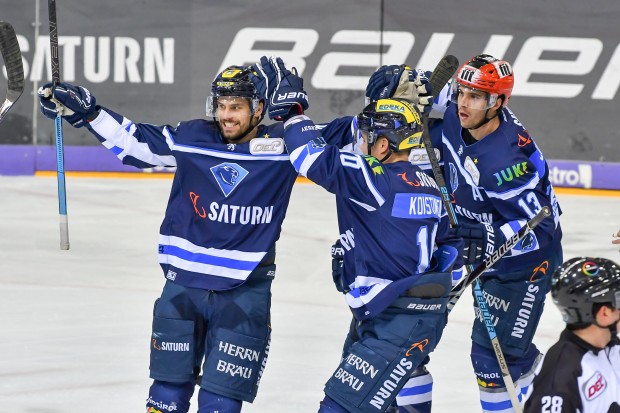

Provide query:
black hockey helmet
left=354, top=98, right=424, bottom=154
left=206, top=65, right=263, bottom=120
left=551, top=257, right=620, bottom=325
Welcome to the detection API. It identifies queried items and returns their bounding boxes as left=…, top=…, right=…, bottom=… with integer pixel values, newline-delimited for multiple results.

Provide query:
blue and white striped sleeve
left=283, top=115, right=387, bottom=210
left=86, top=107, right=177, bottom=168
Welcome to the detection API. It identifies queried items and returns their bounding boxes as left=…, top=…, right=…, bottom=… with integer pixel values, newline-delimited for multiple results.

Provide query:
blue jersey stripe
left=161, top=245, right=258, bottom=271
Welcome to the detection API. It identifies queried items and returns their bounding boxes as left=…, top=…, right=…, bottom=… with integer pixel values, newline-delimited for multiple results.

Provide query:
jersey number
left=541, top=395, right=563, bottom=413
left=416, top=223, right=438, bottom=274
left=517, top=192, right=543, bottom=218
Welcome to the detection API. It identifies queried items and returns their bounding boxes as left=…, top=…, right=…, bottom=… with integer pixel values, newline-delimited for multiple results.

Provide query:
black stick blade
left=0, top=22, right=25, bottom=101
left=429, top=55, right=459, bottom=98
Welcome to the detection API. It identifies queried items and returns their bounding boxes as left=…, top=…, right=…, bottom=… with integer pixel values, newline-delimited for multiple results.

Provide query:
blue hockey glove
left=454, top=222, right=505, bottom=266
left=250, top=56, right=277, bottom=101
left=257, top=56, right=308, bottom=121
left=366, top=65, right=433, bottom=114
left=38, top=82, right=97, bottom=128
left=429, top=244, right=459, bottom=273
left=331, top=239, right=349, bottom=293
left=365, top=64, right=407, bottom=101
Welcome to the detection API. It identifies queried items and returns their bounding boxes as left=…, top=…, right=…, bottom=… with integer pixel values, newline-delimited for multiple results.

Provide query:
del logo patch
left=210, top=162, right=249, bottom=197
left=584, top=371, right=607, bottom=401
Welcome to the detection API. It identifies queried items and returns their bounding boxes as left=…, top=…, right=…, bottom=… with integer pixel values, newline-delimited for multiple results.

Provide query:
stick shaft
left=48, top=0, right=70, bottom=250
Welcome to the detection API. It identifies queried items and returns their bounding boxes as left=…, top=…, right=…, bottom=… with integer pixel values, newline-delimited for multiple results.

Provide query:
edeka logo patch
left=210, top=163, right=249, bottom=197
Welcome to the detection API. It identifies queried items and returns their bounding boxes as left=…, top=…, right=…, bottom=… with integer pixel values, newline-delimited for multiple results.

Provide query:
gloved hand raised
left=409, top=69, right=433, bottom=115
left=365, top=65, right=433, bottom=114
left=251, top=56, right=308, bottom=121
left=455, top=221, right=505, bottom=266
left=366, top=64, right=409, bottom=101
left=38, top=82, right=97, bottom=128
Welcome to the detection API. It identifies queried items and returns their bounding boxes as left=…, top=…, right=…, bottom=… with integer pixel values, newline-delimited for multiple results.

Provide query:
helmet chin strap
left=378, top=150, right=393, bottom=163
left=593, top=312, right=620, bottom=336
left=466, top=95, right=505, bottom=131
left=467, top=108, right=499, bottom=131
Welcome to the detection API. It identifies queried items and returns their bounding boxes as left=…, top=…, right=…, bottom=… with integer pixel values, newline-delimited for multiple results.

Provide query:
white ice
left=1, top=176, right=618, bottom=412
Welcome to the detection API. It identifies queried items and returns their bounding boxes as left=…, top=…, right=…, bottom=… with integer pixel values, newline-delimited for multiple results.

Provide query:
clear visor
left=205, top=96, right=260, bottom=118
left=450, top=82, right=498, bottom=110
left=351, top=116, right=367, bottom=155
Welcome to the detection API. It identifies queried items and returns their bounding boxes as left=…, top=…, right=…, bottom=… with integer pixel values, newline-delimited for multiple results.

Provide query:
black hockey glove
left=331, top=239, right=348, bottom=293
left=38, top=82, right=98, bottom=128
left=454, top=222, right=505, bottom=266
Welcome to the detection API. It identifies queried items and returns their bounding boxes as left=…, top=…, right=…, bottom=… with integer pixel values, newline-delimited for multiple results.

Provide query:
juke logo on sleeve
left=493, top=162, right=529, bottom=187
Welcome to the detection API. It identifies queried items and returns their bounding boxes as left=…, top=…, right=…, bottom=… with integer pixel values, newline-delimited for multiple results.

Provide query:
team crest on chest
left=449, top=163, right=459, bottom=193
left=210, top=162, right=249, bottom=197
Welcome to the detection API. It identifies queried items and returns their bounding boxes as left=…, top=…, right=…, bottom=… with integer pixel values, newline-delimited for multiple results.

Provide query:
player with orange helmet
left=366, top=54, right=563, bottom=413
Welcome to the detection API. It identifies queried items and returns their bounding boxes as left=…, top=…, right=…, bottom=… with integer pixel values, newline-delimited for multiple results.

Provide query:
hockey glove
left=331, top=239, right=349, bottom=293
left=366, top=66, right=433, bottom=114
left=454, top=222, right=505, bottom=266
left=409, top=69, right=433, bottom=115
left=38, top=82, right=98, bottom=128
left=250, top=56, right=278, bottom=101
left=252, top=56, right=308, bottom=121
left=365, top=64, right=407, bottom=101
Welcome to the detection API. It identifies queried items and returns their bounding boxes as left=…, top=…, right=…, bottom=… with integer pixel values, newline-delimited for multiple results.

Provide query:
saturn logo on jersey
left=517, top=132, right=532, bottom=147
left=405, top=338, right=429, bottom=356
left=210, top=163, right=249, bottom=197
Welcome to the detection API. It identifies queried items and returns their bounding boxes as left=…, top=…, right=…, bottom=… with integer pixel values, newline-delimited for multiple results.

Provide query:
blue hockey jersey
left=285, top=115, right=463, bottom=319
left=426, top=104, right=562, bottom=275
left=86, top=107, right=303, bottom=290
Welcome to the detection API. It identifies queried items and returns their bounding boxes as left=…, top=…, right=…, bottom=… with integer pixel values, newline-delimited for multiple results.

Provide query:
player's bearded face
left=216, top=97, right=256, bottom=141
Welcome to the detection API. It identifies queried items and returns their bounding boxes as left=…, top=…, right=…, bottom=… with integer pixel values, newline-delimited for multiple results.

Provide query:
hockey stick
left=48, top=0, right=70, bottom=250
left=422, top=55, right=525, bottom=412
left=447, top=207, right=550, bottom=310
left=0, top=22, right=24, bottom=124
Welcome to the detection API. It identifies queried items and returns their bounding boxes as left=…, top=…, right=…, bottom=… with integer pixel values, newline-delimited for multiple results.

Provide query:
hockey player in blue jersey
left=367, top=55, right=564, bottom=412
left=37, top=65, right=310, bottom=412
left=251, top=56, right=463, bottom=413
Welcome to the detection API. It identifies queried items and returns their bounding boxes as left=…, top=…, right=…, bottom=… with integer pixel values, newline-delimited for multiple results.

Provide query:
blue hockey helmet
left=551, top=257, right=620, bottom=325
left=206, top=65, right=263, bottom=120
